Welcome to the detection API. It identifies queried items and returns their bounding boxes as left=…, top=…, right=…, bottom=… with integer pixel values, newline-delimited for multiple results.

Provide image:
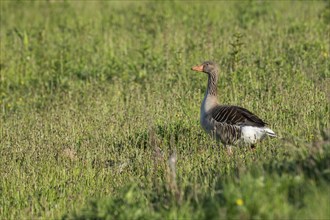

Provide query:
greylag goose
left=191, top=61, right=276, bottom=152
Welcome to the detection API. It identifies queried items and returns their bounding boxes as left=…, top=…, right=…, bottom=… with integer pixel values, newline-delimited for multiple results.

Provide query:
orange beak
left=191, top=64, right=204, bottom=72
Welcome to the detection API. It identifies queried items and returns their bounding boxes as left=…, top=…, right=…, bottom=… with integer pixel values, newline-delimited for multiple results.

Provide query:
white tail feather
left=264, top=128, right=276, bottom=137
left=241, top=126, right=276, bottom=144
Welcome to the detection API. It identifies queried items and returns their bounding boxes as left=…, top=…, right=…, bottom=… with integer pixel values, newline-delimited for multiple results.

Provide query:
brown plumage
left=210, top=105, right=266, bottom=127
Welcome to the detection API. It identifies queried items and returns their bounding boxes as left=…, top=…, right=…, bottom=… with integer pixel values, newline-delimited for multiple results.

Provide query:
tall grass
left=1, top=1, right=329, bottom=219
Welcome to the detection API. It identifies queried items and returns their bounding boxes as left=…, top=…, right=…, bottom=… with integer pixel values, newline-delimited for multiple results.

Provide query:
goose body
left=192, top=61, right=276, bottom=148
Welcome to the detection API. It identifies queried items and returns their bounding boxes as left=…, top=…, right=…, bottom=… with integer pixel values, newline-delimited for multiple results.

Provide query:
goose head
left=191, top=61, right=219, bottom=76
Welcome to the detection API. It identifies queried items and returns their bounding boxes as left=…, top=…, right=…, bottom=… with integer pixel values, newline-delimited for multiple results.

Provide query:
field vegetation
left=1, top=1, right=329, bottom=219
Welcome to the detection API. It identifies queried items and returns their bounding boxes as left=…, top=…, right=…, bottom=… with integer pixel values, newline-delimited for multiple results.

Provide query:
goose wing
left=210, top=105, right=266, bottom=127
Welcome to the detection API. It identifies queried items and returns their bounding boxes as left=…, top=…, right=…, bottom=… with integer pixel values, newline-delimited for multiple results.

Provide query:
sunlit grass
left=0, top=1, right=329, bottom=219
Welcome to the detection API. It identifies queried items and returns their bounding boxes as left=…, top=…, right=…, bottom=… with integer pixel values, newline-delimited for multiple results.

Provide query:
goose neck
left=206, top=73, right=218, bottom=96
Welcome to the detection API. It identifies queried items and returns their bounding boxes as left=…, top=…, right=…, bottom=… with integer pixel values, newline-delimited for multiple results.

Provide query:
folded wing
left=210, top=105, right=267, bottom=127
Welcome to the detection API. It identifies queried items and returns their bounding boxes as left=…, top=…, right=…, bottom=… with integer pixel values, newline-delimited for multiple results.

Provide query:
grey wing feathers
left=213, top=122, right=241, bottom=145
left=210, top=105, right=266, bottom=127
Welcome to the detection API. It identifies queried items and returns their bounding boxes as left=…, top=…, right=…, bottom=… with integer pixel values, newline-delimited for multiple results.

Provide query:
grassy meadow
left=1, top=1, right=330, bottom=219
